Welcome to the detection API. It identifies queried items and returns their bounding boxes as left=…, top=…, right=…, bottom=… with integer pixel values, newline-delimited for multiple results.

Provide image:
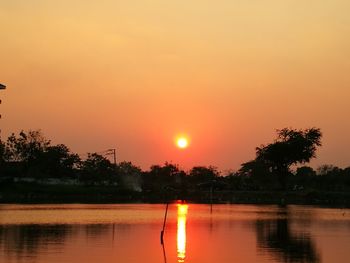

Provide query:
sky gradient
left=1, top=0, right=350, bottom=171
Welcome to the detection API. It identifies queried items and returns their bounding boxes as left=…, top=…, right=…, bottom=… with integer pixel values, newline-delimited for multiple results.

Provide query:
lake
left=0, top=204, right=350, bottom=263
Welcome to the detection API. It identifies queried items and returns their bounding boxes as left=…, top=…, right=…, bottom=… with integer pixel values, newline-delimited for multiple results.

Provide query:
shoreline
left=1, top=183, right=350, bottom=207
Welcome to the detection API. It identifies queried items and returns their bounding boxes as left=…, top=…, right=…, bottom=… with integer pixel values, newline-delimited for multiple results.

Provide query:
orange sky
left=1, top=0, right=350, bottom=171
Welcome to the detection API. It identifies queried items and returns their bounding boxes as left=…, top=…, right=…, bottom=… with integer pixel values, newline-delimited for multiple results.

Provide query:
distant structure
left=0, top=83, right=6, bottom=139
left=106, top=148, right=117, bottom=167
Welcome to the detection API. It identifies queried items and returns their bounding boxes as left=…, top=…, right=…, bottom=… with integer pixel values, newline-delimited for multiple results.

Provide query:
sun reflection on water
left=177, top=204, right=188, bottom=263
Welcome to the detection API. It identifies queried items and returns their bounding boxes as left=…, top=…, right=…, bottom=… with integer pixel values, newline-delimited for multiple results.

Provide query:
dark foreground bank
left=1, top=182, right=350, bottom=206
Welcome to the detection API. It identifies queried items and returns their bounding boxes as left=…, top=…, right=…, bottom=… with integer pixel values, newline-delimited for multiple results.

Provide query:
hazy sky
left=1, top=0, right=350, bottom=171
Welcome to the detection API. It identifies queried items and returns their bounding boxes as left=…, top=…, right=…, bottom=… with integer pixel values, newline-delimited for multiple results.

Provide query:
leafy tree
left=315, top=165, right=345, bottom=191
left=188, top=166, right=220, bottom=189
left=290, top=166, right=317, bottom=190
left=5, top=130, right=50, bottom=162
left=117, top=161, right=142, bottom=191
left=0, top=140, right=5, bottom=163
left=80, top=153, right=116, bottom=183
left=237, top=160, right=279, bottom=190
left=224, top=172, right=244, bottom=190
left=1, top=130, right=51, bottom=177
left=254, top=128, right=322, bottom=189
left=0, top=140, right=7, bottom=175
left=316, top=164, right=340, bottom=176
left=296, top=166, right=316, bottom=177
left=37, top=144, right=81, bottom=177
left=1, top=131, right=81, bottom=178
left=142, top=162, right=183, bottom=192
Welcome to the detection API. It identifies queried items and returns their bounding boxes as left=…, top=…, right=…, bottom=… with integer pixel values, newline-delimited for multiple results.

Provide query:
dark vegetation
left=1, top=128, right=350, bottom=205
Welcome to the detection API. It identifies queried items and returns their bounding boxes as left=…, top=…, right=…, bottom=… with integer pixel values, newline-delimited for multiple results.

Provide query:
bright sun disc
left=176, top=137, right=188, bottom=149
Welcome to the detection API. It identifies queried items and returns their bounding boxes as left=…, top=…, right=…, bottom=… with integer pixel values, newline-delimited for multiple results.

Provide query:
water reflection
left=177, top=204, right=188, bottom=263
left=0, top=224, right=72, bottom=258
left=256, top=207, right=320, bottom=263
left=0, top=224, right=124, bottom=259
left=1, top=204, right=350, bottom=263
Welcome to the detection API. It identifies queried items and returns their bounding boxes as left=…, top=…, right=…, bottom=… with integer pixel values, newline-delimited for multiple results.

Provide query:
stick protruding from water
left=160, top=203, right=169, bottom=244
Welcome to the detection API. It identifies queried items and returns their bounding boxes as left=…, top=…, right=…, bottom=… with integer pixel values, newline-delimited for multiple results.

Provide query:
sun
left=176, top=137, right=189, bottom=149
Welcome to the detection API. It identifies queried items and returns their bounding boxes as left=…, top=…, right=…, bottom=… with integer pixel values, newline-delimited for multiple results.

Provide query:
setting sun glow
left=176, top=137, right=189, bottom=149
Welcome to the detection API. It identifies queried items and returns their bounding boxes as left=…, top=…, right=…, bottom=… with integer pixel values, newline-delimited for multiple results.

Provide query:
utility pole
left=106, top=148, right=117, bottom=167
left=0, top=83, right=6, bottom=139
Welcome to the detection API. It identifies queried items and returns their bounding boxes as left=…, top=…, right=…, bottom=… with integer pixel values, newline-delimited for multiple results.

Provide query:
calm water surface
left=0, top=204, right=350, bottom=263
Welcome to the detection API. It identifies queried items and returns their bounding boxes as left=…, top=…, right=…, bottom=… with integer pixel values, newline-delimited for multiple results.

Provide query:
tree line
left=1, top=128, right=350, bottom=193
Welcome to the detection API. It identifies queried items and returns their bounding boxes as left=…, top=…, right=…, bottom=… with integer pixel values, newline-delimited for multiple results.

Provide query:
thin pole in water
left=162, top=238, right=167, bottom=263
left=160, top=203, right=169, bottom=244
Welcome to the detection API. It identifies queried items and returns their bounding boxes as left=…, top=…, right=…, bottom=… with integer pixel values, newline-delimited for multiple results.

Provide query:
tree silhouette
left=0, top=140, right=5, bottom=164
left=1, top=131, right=82, bottom=178
left=237, top=160, right=277, bottom=190
left=5, top=130, right=50, bottom=163
left=79, top=153, right=116, bottom=183
left=117, top=161, right=142, bottom=191
left=37, top=144, right=81, bottom=178
left=142, top=162, right=182, bottom=192
left=255, top=128, right=322, bottom=189
left=188, top=166, right=219, bottom=186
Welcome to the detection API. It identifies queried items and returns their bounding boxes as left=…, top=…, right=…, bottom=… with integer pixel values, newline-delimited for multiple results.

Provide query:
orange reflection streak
left=177, top=204, right=188, bottom=263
